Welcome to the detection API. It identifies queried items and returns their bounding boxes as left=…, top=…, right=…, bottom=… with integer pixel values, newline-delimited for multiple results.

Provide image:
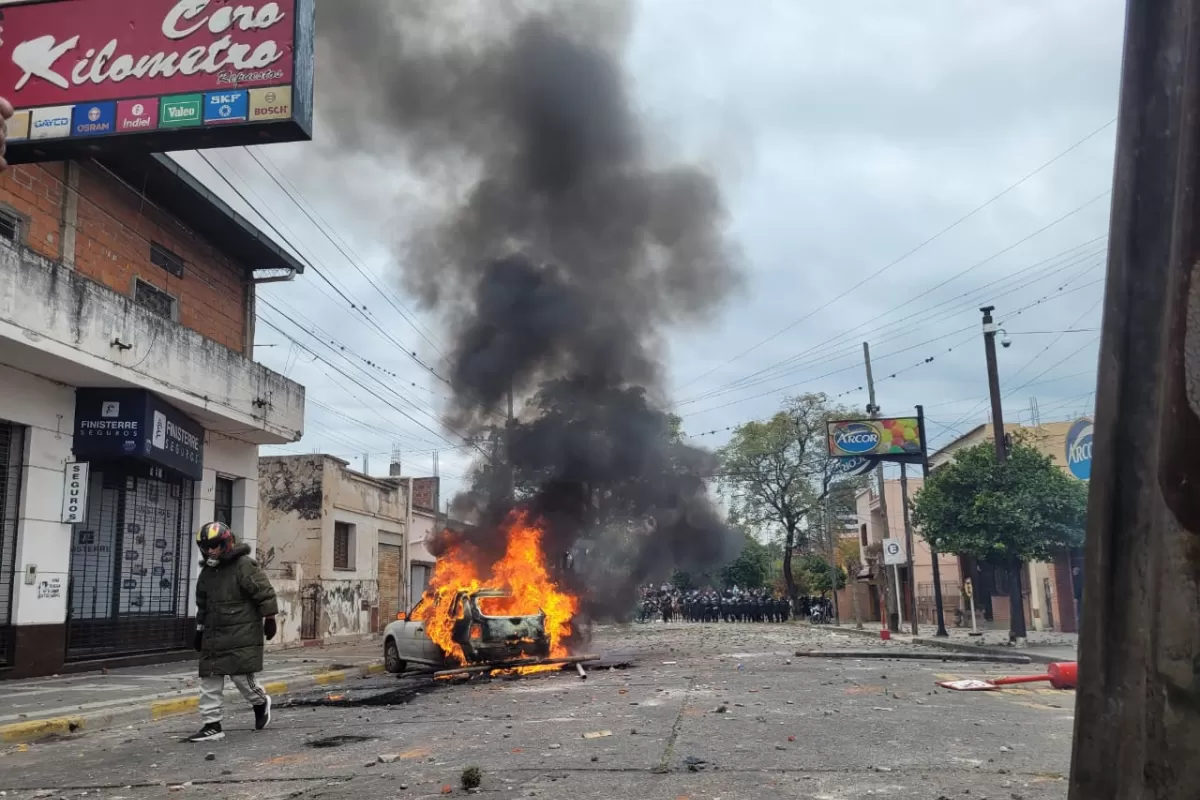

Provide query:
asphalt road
left=0, top=623, right=1074, bottom=799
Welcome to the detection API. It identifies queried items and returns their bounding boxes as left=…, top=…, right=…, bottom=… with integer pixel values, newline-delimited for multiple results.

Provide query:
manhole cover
left=307, top=734, right=375, bottom=748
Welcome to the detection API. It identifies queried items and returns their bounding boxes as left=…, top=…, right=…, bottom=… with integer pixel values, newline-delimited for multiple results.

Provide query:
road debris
left=461, top=766, right=482, bottom=790
left=582, top=730, right=612, bottom=739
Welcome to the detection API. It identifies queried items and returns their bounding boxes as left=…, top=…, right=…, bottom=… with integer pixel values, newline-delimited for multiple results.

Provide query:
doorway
left=66, top=464, right=195, bottom=661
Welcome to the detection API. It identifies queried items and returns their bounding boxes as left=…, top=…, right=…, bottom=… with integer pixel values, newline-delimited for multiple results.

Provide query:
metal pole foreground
left=898, top=464, right=918, bottom=636
left=916, top=405, right=949, bottom=637
left=1069, top=1, right=1200, bottom=796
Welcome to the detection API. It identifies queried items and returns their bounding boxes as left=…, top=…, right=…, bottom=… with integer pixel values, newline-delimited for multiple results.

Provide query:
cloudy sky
left=173, top=0, right=1125, bottom=502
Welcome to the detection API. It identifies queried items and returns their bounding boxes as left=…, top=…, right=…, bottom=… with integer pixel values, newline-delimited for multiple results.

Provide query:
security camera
left=1001, top=335, right=1012, bottom=349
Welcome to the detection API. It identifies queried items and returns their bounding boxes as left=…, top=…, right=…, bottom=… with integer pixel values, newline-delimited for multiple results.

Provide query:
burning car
left=383, top=588, right=551, bottom=673
left=383, top=515, right=578, bottom=674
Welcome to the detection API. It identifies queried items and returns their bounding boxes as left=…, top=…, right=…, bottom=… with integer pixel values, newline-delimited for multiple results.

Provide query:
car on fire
left=383, top=588, right=552, bottom=673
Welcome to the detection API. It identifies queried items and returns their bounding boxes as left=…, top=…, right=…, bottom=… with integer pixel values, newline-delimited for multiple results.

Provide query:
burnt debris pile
left=314, top=0, right=744, bottom=618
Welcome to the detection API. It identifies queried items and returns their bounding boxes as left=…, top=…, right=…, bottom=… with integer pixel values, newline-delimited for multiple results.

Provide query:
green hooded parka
left=195, top=543, right=278, bottom=677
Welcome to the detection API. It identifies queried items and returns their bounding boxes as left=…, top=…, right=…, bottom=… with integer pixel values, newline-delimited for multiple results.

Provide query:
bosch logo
left=834, top=422, right=881, bottom=455
left=265, top=92, right=276, bottom=103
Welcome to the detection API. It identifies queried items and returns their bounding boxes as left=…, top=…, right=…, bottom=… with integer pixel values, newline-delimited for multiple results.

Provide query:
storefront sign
left=61, top=461, right=89, bottom=523
left=74, top=388, right=204, bottom=480
left=0, top=0, right=315, bottom=164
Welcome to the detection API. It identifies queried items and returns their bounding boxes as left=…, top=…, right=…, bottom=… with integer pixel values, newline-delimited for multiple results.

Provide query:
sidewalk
left=0, top=639, right=385, bottom=745
left=825, top=623, right=1078, bottom=664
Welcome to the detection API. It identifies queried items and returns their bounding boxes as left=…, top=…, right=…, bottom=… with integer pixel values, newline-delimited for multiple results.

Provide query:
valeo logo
left=833, top=422, right=881, bottom=455
left=160, top=94, right=203, bottom=128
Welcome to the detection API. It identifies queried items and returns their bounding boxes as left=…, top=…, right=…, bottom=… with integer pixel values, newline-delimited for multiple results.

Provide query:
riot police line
left=635, top=585, right=835, bottom=624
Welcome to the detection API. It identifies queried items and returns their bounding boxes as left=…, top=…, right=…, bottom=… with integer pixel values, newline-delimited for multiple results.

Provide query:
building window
left=213, top=477, right=234, bottom=527
left=860, top=524, right=868, bottom=547
left=0, top=210, right=20, bottom=245
left=333, top=522, right=355, bottom=570
left=150, top=241, right=185, bottom=278
left=133, top=278, right=177, bottom=320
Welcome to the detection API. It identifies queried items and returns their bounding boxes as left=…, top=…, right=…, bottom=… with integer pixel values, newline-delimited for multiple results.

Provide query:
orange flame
left=412, top=512, right=577, bottom=669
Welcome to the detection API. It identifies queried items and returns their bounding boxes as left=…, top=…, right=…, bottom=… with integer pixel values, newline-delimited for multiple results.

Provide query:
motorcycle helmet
left=196, top=521, right=235, bottom=566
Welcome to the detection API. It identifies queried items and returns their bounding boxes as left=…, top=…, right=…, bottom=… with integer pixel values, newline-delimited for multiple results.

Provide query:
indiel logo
left=833, top=422, right=881, bottom=455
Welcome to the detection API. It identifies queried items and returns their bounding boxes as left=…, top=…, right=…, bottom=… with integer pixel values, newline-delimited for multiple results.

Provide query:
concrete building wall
left=0, top=361, right=271, bottom=673
left=257, top=456, right=411, bottom=648
left=0, top=245, right=303, bottom=442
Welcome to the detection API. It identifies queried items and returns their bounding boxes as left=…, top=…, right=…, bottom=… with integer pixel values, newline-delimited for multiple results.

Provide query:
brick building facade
left=0, top=160, right=253, bottom=353
left=0, top=154, right=306, bottom=678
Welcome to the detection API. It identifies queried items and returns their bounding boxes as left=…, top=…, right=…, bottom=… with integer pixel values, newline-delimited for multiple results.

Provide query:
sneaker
left=187, top=723, right=224, bottom=742
left=253, top=695, right=271, bottom=731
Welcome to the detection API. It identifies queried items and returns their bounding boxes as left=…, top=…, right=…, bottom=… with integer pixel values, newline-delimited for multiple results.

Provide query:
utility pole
left=824, top=487, right=839, bottom=624
left=980, top=306, right=1026, bottom=646
left=898, top=463, right=918, bottom=636
left=863, top=342, right=898, bottom=632
left=916, top=405, right=948, bottom=637
left=504, top=381, right=516, bottom=502
left=1069, top=1, right=1200, bottom=795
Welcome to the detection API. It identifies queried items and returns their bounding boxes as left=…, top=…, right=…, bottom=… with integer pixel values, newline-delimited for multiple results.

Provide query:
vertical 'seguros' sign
left=0, top=0, right=314, bottom=164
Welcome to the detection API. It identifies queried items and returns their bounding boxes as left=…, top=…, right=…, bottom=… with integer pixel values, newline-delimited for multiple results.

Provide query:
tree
left=717, top=394, right=863, bottom=606
left=911, top=437, right=1088, bottom=642
left=720, top=532, right=771, bottom=589
left=796, top=553, right=846, bottom=596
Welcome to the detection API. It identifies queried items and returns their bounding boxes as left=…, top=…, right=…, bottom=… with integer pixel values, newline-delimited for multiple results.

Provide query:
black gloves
left=263, top=617, right=277, bottom=641
left=193, top=630, right=203, bottom=652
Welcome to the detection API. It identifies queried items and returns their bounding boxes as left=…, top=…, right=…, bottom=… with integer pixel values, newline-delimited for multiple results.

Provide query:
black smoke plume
left=314, top=0, right=744, bottom=618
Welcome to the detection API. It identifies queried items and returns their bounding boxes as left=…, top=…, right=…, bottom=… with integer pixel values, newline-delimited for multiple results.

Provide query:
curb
left=822, top=625, right=1072, bottom=665
left=910, top=637, right=1069, bottom=666
left=0, top=662, right=386, bottom=746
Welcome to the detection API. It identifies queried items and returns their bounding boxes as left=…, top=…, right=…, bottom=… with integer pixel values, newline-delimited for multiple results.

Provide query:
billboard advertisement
left=1065, top=417, right=1093, bottom=480
left=830, top=455, right=879, bottom=477
left=827, top=417, right=923, bottom=461
left=0, top=0, right=315, bottom=164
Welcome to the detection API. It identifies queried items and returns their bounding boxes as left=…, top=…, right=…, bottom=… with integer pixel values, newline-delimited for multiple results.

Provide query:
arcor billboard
left=0, top=0, right=314, bottom=164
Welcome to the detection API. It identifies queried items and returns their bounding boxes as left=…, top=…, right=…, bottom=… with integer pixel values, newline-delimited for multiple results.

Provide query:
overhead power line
left=675, top=117, right=1118, bottom=393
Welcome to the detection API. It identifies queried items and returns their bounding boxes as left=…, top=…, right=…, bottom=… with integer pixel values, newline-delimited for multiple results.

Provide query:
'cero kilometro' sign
left=73, top=388, right=204, bottom=480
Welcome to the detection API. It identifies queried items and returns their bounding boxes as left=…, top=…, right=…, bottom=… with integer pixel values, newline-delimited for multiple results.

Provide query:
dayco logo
left=834, top=422, right=881, bottom=455
left=34, top=117, right=68, bottom=127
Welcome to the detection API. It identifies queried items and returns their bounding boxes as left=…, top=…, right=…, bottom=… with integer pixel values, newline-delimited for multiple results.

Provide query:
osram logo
left=833, top=422, right=880, bottom=454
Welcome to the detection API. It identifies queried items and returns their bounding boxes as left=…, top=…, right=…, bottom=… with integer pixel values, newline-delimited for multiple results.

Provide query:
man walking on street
left=188, top=521, right=278, bottom=743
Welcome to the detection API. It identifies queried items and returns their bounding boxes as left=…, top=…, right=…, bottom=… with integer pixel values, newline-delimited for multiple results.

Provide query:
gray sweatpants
left=199, top=674, right=268, bottom=724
